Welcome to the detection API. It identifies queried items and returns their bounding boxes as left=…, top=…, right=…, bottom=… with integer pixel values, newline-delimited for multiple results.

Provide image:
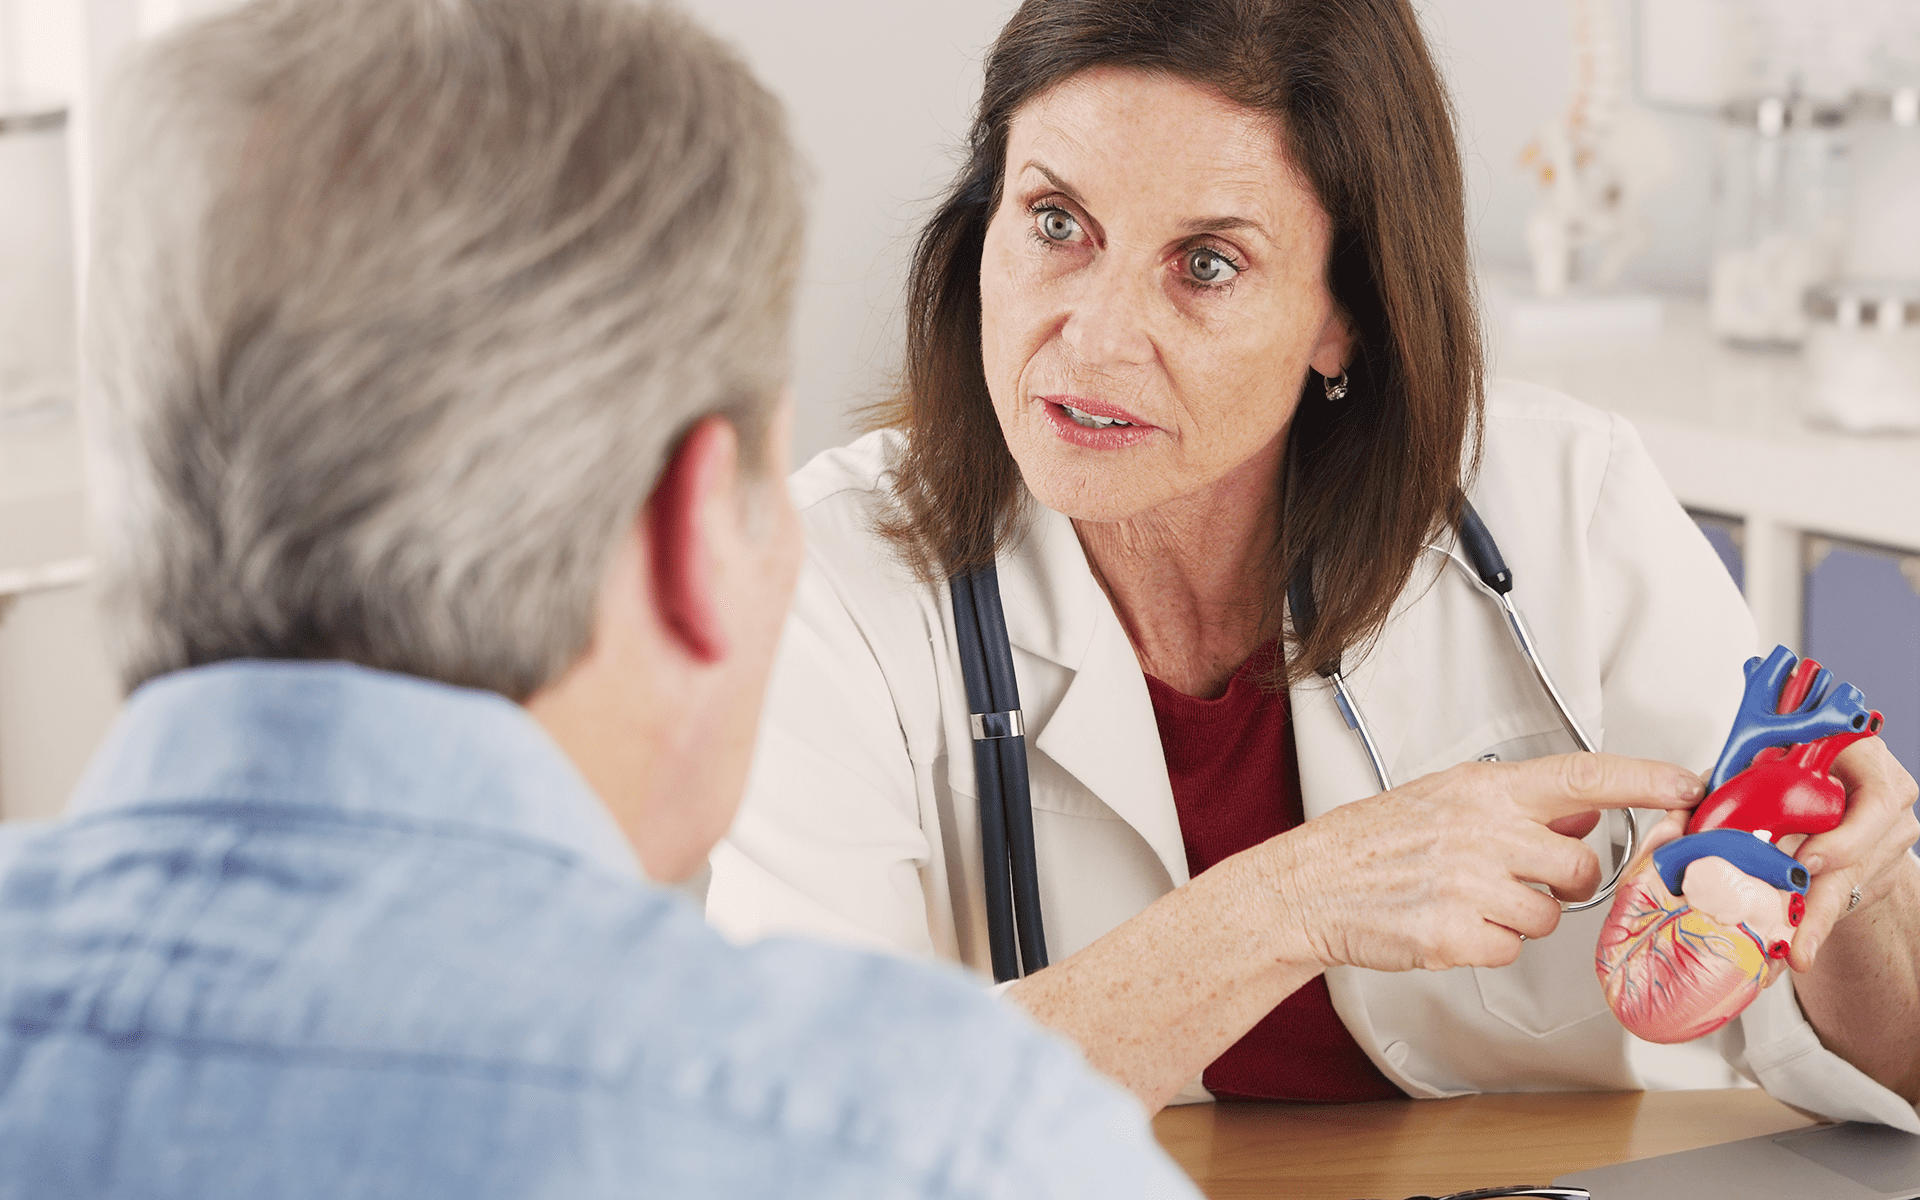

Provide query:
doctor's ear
left=1307, top=303, right=1356, bottom=382
left=643, top=415, right=740, bottom=665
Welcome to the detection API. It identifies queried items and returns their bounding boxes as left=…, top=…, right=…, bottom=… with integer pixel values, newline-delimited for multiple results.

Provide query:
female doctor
left=709, top=0, right=1920, bottom=1119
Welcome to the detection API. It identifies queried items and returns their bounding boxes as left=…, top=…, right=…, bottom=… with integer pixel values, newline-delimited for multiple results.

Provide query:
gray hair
left=85, top=0, right=802, bottom=698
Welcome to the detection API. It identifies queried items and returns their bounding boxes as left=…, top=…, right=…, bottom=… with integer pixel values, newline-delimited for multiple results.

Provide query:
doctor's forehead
left=1004, top=67, right=1322, bottom=239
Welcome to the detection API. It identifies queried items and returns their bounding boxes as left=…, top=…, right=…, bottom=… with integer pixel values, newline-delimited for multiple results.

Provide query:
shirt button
left=1383, top=1040, right=1410, bottom=1066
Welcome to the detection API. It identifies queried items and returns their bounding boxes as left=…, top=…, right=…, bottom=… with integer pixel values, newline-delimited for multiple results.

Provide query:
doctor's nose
left=1058, top=268, right=1156, bottom=369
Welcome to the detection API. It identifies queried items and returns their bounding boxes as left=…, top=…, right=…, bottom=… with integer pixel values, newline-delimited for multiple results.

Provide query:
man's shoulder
left=0, top=808, right=1189, bottom=1197
left=668, top=934, right=1191, bottom=1196
left=481, top=873, right=1184, bottom=1194
left=336, top=831, right=1182, bottom=1195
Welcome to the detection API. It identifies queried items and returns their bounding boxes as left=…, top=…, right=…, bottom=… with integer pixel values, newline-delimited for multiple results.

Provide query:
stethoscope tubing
left=950, top=563, right=1049, bottom=981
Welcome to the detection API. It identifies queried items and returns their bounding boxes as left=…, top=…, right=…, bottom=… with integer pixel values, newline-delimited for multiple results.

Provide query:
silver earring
left=1324, top=368, right=1349, bottom=402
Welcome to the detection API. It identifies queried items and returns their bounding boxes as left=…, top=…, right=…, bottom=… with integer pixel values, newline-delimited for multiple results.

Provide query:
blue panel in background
left=1803, top=539, right=1920, bottom=785
left=1690, top=511, right=1746, bottom=592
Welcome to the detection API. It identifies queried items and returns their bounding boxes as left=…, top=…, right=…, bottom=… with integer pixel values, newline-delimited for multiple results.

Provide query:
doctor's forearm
left=1006, top=852, right=1323, bottom=1112
left=1792, top=858, right=1920, bottom=1102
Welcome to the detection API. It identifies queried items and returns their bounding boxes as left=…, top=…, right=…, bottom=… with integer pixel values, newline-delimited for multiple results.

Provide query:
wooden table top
left=1152, top=1087, right=1818, bottom=1199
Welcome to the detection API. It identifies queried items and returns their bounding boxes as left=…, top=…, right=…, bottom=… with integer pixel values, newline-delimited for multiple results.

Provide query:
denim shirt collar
left=66, top=660, right=643, bottom=882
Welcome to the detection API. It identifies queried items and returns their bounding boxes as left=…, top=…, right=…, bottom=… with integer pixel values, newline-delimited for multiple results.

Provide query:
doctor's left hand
left=1780, top=735, right=1920, bottom=1103
left=1785, top=736, right=1920, bottom=972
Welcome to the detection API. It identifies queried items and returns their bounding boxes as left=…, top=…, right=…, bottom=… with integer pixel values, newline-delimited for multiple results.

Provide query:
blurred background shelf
left=1493, top=286, right=1920, bottom=557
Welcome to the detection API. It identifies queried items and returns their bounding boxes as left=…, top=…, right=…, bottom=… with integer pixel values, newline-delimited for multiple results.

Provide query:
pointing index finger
left=1504, top=752, right=1705, bottom=823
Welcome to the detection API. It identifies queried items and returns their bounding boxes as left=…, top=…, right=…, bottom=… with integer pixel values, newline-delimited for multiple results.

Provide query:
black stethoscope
left=950, top=500, right=1635, bottom=983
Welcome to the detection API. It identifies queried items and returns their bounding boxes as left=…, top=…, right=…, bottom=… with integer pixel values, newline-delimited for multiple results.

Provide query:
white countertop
left=1489, top=289, right=1920, bottom=555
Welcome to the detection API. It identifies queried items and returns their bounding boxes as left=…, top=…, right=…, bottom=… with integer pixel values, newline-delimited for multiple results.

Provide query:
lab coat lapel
left=1035, top=603, right=1192, bottom=889
left=1002, top=502, right=1192, bottom=890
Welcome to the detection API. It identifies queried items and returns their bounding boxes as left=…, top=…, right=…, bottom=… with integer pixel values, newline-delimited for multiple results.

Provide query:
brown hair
left=875, top=0, right=1481, bottom=683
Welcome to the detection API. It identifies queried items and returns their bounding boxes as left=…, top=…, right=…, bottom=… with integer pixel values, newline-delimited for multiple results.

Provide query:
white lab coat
left=710, top=379, right=1920, bottom=1129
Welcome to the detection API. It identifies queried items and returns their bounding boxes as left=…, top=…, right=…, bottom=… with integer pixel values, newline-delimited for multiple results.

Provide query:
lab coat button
left=1384, top=1040, right=1410, bottom=1066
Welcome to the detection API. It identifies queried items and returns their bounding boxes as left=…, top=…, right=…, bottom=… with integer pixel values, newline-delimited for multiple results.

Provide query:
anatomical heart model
left=1595, top=646, right=1882, bottom=1043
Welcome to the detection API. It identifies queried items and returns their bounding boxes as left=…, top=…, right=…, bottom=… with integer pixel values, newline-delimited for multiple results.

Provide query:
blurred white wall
left=1, top=0, right=81, bottom=110
left=680, top=0, right=1017, bottom=461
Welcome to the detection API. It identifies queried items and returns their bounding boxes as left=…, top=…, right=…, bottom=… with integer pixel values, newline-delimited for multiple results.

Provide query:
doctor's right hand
left=1260, top=753, right=1705, bottom=975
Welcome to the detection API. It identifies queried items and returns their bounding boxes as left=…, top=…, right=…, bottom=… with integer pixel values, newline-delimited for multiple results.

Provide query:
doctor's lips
left=1041, top=394, right=1156, bottom=447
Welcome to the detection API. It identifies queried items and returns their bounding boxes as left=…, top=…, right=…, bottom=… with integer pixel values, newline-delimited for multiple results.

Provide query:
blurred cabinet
left=0, top=102, right=111, bottom=822
left=0, top=581, right=118, bottom=820
left=1691, top=510, right=1747, bottom=593
left=0, top=0, right=222, bottom=826
left=1802, top=537, right=1920, bottom=778
left=1685, top=514, right=1920, bottom=782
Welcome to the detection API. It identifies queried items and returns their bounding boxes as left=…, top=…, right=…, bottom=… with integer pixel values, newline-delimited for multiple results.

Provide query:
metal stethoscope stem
left=1494, top=590, right=1635, bottom=912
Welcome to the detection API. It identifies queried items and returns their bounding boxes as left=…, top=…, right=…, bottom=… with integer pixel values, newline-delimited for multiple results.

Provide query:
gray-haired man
left=0, top=1, right=1197, bottom=1195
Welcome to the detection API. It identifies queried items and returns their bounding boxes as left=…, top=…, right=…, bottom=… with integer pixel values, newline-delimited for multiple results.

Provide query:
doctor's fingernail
left=1800, top=854, right=1825, bottom=875
left=1672, top=774, right=1705, bottom=801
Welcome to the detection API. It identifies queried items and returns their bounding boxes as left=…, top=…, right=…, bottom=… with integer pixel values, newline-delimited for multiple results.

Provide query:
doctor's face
left=979, top=67, right=1352, bottom=524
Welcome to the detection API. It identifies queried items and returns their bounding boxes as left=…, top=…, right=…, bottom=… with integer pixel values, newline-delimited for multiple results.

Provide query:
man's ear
left=644, top=416, right=739, bottom=664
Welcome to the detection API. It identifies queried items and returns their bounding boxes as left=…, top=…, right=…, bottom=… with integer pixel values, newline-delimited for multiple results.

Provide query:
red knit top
left=1144, top=641, right=1402, bottom=1103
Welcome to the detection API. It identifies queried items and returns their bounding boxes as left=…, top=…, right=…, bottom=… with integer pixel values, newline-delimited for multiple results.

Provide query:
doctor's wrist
left=1229, top=830, right=1340, bottom=972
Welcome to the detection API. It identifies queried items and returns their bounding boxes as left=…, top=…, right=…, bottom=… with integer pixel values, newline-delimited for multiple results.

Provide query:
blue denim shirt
left=0, top=662, right=1194, bottom=1199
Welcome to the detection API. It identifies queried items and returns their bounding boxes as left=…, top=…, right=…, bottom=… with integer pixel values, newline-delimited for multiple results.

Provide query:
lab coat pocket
left=1467, top=727, right=1581, bottom=769
left=1397, top=721, right=1581, bottom=788
left=1468, top=729, right=1618, bottom=1039
left=1473, top=906, right=1613, bottom=1037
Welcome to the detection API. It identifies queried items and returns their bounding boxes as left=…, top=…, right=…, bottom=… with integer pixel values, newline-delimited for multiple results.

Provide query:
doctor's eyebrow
left=1176, top=214, right=1271, bottom=239
left=1016, top=161, right=1271, bottom=243
left=1020, top=161, right=1090, bottom=207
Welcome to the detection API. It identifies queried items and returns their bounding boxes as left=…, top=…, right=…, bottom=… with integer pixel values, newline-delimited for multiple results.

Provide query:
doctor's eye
left=1031, top=205, right=1082, bottom=244
left=1182, top=246, right=1241, bottom=287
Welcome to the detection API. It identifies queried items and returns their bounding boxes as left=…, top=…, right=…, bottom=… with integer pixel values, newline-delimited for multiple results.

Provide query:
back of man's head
left=86, top=0, right=801, bottom=700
